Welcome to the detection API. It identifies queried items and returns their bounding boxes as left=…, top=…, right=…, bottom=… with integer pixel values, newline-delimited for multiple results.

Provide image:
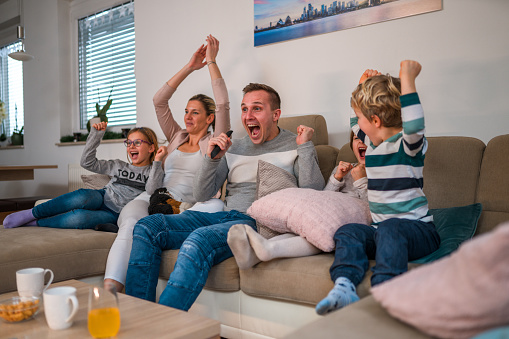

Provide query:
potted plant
left=11, top=126, right=23, bottom=145
left=87, top=88, right=113, bottom=132
left=10, top=104, right=23, bottom=146
left=0, top=100, right=7, bottom=146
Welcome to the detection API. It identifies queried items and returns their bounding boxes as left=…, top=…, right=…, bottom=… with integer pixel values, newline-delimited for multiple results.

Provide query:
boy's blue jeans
left=32, top=188, right=119, bottom=229
left=125, top=210, right=256, bottom=311
left=330, top=218, right=440, bottom=287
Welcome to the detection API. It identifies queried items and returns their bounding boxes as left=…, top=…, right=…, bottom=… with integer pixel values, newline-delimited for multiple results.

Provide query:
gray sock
left=315, top=277, right=359, bottom=315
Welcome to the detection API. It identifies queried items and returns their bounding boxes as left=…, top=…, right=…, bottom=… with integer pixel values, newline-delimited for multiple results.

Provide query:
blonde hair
left=189, top=94, right=216, bottom=131
left=127, top=127, right=159, bottom=164
left=351, top=75, right=402, bottom=128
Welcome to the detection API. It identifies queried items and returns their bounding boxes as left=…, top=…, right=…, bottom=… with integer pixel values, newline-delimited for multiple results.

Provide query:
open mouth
left=247, top=124, right=261, bottom=138
left=130, top=150, right=139, bottom=161
left=358, top=146, right=366, bottom=159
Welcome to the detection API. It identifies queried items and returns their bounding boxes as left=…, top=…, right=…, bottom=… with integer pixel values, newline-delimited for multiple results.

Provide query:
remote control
left=210, top=130, right=233, bottom=159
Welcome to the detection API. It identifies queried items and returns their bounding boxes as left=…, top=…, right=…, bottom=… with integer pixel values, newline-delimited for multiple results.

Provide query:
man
left=125, top=83, right=324, bottom=311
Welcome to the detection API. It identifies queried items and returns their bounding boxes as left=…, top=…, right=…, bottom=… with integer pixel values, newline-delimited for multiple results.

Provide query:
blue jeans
left=32, top=189, right=119, bottom=229
left=330, top=218, right=440, bottom=287
left=125, top=210, right=256, bottom=311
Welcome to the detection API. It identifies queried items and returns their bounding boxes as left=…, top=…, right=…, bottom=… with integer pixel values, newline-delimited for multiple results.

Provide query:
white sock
left=245, top=227, right=320, bottom=261
left=227, top=224, right=261, bottom=270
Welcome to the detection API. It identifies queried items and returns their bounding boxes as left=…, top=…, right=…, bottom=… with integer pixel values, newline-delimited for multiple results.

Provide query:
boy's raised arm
left=399, top=60, right=421, bottom=95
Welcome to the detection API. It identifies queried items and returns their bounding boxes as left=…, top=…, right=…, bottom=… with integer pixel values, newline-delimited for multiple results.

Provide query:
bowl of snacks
left=0, top=296, right=41, bottom=323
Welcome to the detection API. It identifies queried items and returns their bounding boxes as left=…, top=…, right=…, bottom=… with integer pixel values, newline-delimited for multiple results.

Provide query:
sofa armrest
left=282, top=295, right=437, bottom=339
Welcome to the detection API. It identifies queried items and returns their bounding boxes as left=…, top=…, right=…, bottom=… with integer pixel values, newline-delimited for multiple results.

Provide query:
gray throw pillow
left=255, top=160, right=297, bottom=239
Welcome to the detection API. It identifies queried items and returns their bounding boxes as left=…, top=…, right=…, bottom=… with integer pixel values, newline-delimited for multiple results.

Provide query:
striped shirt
left=350, top=92, right=432, bottom=225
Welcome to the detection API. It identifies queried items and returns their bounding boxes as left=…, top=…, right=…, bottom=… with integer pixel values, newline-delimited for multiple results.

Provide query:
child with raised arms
left=4, top=122, right=165, bottom=229
left=316, top=60, right=440, bottom=315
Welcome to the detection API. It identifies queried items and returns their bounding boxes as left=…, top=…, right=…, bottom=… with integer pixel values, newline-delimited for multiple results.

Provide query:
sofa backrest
left=279, top=114, right=339, bottom=181
left=336, top=134, right=509, bottom=236
left=423, top=136, right=485, bottom=210
left=475, top=134, right=509, bottom=235
left=279, top=114, right=329, bottom=146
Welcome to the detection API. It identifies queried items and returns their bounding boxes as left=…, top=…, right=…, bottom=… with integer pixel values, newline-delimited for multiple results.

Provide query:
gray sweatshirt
left=194, top=128, right=325, bottom=213
left=324, top=165, right=368, bottom=201
left=80, top=128, right=164, bottom=213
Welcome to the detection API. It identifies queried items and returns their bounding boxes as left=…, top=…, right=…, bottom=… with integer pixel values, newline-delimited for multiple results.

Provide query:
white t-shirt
left=163, top=149, right=203, bottom=203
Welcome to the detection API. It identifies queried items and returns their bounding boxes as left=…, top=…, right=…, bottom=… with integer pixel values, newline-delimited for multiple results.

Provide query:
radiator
left=68, top=164, right=93, bottom=192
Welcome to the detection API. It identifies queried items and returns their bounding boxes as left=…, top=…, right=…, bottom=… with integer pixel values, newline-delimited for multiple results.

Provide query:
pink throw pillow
left=247, top=187, right=371, bottom=252
left=371, top=222, right=509, bottom=339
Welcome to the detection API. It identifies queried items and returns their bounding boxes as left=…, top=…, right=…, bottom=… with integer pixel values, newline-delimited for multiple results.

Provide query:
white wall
left=1, top=0, right=508, bottom=199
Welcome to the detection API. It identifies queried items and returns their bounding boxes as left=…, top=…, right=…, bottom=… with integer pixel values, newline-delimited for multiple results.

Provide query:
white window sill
left=0, top=145, right=24, bottom=150
left=56, top=139, right=124, bottom=147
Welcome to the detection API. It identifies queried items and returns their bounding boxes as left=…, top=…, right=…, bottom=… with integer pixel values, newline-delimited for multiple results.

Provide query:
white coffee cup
left=16, top=267, right=54, bottom=297
left=43, top=286, right=79, bottom=330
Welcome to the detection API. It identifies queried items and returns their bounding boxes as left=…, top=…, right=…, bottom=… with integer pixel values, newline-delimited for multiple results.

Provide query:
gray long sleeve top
left=80, top=128, right=164, bottom=212
left=194, top=128, right=325, bottom=213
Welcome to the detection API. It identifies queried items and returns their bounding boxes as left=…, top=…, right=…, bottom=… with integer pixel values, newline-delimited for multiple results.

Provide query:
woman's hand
left=154, top=146, right=168, bottom=162
left=206, top=35, right=219, bottom=64
left=93, top=121, right=107, bottom=131
left=187, top=44, right=207, bottom=71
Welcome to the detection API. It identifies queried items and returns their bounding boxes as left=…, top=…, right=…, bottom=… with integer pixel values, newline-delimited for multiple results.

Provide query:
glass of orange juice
left=88, top=285, right=120, bottom=338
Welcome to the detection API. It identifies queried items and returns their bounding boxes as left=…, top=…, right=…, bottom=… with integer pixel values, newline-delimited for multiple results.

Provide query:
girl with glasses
left=4, top=122, right=165, bottom=231
left=103, top=34, right=231, bottom=293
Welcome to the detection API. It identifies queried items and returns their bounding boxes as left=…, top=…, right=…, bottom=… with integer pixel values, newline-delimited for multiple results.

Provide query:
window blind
left=78, top=1, right=136, bottom=130
left=0, top=41, right=24, bottom=136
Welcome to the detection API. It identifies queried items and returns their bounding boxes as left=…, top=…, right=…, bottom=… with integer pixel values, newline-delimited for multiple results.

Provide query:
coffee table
left=0, top=280, right=220, bottom=338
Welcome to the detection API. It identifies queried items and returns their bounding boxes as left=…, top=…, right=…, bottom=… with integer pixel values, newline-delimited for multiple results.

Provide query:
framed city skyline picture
left=254, top=0, right=442, bottom=47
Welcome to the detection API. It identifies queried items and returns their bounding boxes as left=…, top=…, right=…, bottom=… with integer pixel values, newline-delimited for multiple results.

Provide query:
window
left=78, top=1, right=136, bottom=130
left=0, top=41, right=24, bottom=137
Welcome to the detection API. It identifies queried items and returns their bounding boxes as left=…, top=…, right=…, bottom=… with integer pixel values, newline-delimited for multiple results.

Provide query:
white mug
left=43, top=286, right=79, bottom=330
left=16, top=267, right=54, bottom=297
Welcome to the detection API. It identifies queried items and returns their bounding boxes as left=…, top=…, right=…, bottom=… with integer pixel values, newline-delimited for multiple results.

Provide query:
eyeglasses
left=124, top=139, right=152, bottom=147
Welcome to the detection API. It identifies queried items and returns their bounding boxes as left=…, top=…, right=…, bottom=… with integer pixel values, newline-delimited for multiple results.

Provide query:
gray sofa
left=1, top=115, right=508, bottom=339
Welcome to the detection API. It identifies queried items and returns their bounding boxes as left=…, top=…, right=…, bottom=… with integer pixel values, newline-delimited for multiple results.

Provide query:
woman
left=104, top=35, right=231, bottom=292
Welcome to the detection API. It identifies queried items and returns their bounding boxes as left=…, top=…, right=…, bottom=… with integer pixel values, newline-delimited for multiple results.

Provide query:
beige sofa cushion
left=240, top=254, right=335, bottom=305
left=0, top=227, right=115, bottom=294
left=159, top=250, right=240, bottom=292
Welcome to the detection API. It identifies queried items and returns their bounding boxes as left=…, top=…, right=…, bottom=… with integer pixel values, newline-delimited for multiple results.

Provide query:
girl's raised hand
left=187, top=44, right=207, bottom=71
left=93, top=121, right=107, bottom=131
left=155, top=146, right=168, bottom=162
left=334, top=161, right=354, bottom=181
left=351, top=163, right=367, bottom=181
left=205, top=35, right=219, bottom=63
